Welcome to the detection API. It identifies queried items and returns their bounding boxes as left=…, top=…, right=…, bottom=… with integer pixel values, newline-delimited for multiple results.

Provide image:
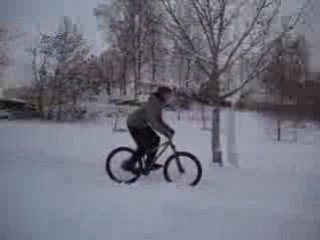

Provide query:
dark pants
left=127, top=125, right=160, bottom=164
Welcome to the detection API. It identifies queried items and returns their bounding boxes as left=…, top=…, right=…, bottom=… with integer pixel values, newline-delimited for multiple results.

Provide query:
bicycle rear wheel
left=163, top=152, right=202, bottom=187
left=105, top=147, right=142, bottom=184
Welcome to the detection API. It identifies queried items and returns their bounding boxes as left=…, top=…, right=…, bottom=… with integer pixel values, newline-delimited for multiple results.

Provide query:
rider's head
left=156, top=86, right=173, bottom=103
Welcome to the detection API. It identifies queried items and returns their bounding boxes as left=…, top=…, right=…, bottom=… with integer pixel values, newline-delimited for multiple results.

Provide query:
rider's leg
left=121, top=126, right=146, bottom=171
left=122, top=125, right=161, bottom=171
left=137, top=127, right=162, bottom=170
left=129, top=126, right=161, bottom=167
left=143, top=129, right=161, bottom=169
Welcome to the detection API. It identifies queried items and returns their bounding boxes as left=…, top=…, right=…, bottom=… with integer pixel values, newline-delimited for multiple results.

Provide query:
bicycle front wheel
left=105, top=147, right=142, bottom=184
left=163, top=152, right=202, bottom=187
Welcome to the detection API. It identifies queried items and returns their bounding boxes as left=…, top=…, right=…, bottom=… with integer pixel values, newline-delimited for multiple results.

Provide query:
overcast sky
left=0, top=0, right=319, bottom=87
left=0, top=0, right=103, bottom=87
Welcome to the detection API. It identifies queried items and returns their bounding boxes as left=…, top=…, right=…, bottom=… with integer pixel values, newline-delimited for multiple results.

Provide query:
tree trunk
left=277, top=118, right=281, bottom=141
left=122, top=57, right=127, bottom=96
left=57, top=80, right=62, bottom=122
left=293, top=95, right=299, bottom=142
left=177, top=108, right=181, bottom=120
left=113, top=110, right=120, bottom=131
left=177, top=57, right=183, bottom=88
left=106, top=79, right=111, bottom=96
left=106, top=67, right=112, bottom=96
left=277, top=93, right=283, bottom=141
left=185, top=58, right=191, bottom=88
left=211, top=107, right=222, bottom=166
left=226, top=106, right=238, bottom=167
left=151, top=40, right=156, bottom=84
left=209, top=68, right=222, bottom=166
left=35, top=84, right=44, bottom=119
left=47, top=83, right=56, bottom=120
left=71, top=90, right=78, bottom=119
left=136, top=49, right=142, bottom=99
left=133, top=54, right=138, bottom=99
left=201, top=103, right=206, bottom=129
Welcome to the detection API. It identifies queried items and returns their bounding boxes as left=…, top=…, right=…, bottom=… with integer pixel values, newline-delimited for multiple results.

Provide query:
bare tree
left=147, top=6, right=168, bottom=86
left=95, top=0, right=167, bottom=98
left=159, top=0, right=309, bottom=164
left=262, top=33, right=308, bottom=104
left=27, top=17, right=91, bottom=121
left=0, top=26, right=10, bottom=79
left=95, top=1, right=132, bottom=96
left=25, top=46, right=49, bottom=118
left=0, top=24, right=21, bottom=81
left=96, top=48, right=127, bottom=97
left=260, top=33, right=310, bottom=141
left=161, top=0, right=309, bottom=99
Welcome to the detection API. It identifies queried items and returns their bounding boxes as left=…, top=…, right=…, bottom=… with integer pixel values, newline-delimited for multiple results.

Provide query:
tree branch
left=218, top=0, right=272, bottom=76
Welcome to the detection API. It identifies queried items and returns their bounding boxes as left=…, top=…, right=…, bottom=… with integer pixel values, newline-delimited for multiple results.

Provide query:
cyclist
left=122, top=86, right=175, bottom=173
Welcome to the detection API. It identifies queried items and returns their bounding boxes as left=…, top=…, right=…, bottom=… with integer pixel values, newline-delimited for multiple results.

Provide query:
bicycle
left=105, top=138, right=202, bottom=186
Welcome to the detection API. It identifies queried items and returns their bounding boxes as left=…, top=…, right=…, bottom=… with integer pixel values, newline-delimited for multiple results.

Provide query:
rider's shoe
left=145, top=162, right=163, bottom=171
left=121, top=159, right=140, bottom=174
left=150, top=163, right=163, bottom=171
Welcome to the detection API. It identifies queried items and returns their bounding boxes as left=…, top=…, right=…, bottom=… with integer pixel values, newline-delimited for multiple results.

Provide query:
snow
left=0, top=110, right=320, bottom=240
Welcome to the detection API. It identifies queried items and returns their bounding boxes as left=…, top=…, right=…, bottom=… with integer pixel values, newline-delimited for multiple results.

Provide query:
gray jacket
left=127, top=93, right=172, bottom=136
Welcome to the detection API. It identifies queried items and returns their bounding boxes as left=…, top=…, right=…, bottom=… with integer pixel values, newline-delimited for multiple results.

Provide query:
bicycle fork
left=170, top=143, right=185, bottom=174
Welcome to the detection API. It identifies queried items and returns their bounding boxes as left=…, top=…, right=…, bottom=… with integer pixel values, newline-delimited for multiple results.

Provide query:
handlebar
left=164, top=137, right=176, bottom=151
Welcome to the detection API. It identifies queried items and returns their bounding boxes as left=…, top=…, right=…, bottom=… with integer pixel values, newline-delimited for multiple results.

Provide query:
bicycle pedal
left=151, top=165, right=163, bottom=171
left=142, top=169, right=150, bottom=176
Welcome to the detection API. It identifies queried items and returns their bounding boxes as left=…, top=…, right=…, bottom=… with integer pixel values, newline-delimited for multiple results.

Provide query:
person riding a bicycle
left=122, top=86, right=175, bottom=173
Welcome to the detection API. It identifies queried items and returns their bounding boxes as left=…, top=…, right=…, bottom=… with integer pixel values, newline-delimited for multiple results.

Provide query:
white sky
left=0, top=0, right=319, bottom=88
left=0, top=0, right=104, bottom=87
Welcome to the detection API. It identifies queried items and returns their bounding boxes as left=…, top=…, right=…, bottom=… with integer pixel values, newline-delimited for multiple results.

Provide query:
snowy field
left=1, top=110, right=320, bottom=240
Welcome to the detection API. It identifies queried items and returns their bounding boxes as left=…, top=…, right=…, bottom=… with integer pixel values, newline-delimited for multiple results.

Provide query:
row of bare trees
left=93, top=0, right=213, bottom=98
left=2, top=1, right=311, bottom=115
left=93, top=0, right=310, bottom=102
left=94, top=0, right=168, bottom=98
left=93, top=0, right=309, bottom=164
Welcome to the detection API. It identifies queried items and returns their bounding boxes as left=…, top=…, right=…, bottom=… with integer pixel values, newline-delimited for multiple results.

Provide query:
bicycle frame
left=142, top=139, right=184, bottom=174
left=144, top=139, right=175, bottom=161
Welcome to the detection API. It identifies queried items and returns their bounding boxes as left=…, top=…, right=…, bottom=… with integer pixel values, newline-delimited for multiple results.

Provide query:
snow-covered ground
left=1, top=110, right=320, bottom=240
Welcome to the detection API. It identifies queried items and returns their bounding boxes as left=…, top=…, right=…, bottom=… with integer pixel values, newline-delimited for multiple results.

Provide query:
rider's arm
left=145, top=103, right=171, bottom=137
left=159, top=114, right=173, bottom=133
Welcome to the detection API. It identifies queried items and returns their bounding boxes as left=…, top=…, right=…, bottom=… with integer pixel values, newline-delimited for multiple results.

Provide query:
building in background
left=0, top=87, right=40, bottom=120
